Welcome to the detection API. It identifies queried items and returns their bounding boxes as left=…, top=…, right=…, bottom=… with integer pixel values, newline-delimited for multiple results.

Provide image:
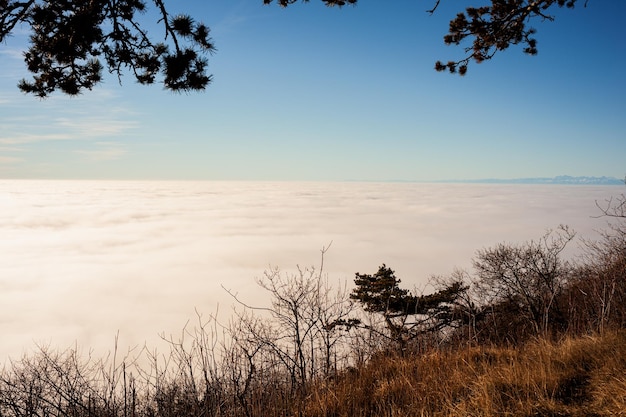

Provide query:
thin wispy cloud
left=0, top=47, right=27, bottom=81
left=0, top=133, right=72, bottom=145
left=0, top=87, right=140, bottom=162
left=212, top=1, right=266, bottom=36
left=0, top=48, right=23, bottom=60
left=74, top=142, right=128, bottom=161
left=1, top=116, right=138, bottom=144
left=0, top=156, right=21, bottom=164
left=56, top=117, right=139, bottom=138
left=0, top=146, right=24, bottom=152
left=0, top=92, right=19, bottom=104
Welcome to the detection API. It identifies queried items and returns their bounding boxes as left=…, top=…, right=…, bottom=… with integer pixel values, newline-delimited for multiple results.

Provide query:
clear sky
left=0, top=0, right=624, bottom=181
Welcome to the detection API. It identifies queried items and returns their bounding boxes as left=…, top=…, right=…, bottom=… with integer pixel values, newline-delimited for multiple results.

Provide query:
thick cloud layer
left=0, top=180, right=618, bottom=361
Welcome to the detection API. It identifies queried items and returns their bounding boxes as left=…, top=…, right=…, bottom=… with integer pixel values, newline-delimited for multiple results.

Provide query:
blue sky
left=0, top=0, right=624, bottom=181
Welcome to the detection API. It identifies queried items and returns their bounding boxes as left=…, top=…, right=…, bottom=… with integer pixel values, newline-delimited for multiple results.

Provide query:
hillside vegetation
left=1, top=193, right=625, bottom=417
left=305, top=330, right=626, bottom=416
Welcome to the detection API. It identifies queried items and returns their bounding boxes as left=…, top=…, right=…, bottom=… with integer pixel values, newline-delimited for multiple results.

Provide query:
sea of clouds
left=0, top=180, right=621, bottom=362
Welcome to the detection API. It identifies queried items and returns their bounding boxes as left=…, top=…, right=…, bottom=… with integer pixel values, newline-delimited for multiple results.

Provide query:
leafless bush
left=0, top=339, right=141, bottom=417
left=223, top=246, right=356, bottom=401
left=566, top=221, right=626, bottom=334
left=472, top=225, right=576, bottom=339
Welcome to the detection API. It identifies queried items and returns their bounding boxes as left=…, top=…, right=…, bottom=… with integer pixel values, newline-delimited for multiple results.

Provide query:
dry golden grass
left=304, top=331, right=626, bottom=417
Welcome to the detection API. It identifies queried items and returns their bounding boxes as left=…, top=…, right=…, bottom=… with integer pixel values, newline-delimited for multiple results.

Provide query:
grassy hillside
left=304, top=331, right=626, bottom=417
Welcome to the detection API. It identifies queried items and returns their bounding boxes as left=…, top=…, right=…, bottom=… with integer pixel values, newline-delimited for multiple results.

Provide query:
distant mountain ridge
left=455, top=175, right=624, bottom=185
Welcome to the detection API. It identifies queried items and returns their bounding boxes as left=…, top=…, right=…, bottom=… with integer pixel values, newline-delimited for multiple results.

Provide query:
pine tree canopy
left=0, top=0, right=585, bottom=96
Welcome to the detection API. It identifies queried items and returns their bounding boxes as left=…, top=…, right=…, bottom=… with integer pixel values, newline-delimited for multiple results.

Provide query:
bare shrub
left=472, top=225, right=576, bottom=339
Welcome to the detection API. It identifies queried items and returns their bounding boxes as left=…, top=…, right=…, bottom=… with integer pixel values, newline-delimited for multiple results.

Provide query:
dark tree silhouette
left=268, top=0, right=586, bottom=76
left=1, top=0, right=214, bottom=97
left=433, top=0, right=587, bottom=75
left=350, top=264, right=467, bottom=351
left=1, top=0, right=586, bottom=96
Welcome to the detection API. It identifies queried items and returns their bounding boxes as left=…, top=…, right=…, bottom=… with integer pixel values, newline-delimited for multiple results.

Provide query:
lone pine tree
left=350, top=264, right=467, bottom=351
